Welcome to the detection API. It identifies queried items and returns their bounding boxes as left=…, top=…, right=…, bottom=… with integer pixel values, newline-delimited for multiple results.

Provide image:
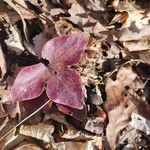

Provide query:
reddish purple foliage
left=11, top=33, right=89, bottom=120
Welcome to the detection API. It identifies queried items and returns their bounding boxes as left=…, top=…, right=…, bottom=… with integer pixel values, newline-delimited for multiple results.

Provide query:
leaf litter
left=0, top=0, right=150, bottom=149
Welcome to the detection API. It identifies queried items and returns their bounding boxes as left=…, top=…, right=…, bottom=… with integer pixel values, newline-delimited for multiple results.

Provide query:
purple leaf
left=11, top=33, right=89, bottom=119
left=57, top=104, right=87, bottom=121
left=42, top=33, right=89, bottom=70
left=46, top=68, right=84, bottom=109
left=11, top=63, right=48, bottom=101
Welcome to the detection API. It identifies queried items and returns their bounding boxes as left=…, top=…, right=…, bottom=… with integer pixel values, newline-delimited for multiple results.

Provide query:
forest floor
left=0, top=0, right=150, bottom=149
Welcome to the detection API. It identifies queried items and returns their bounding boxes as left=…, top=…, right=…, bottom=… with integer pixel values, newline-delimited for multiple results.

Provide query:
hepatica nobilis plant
left=10, top=33, right=89, bottom=121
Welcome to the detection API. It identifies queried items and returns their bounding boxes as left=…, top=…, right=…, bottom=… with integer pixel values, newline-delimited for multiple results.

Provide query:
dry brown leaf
left=83, top=0, right=105, bottom=11
left=62, top=127, right=91, bottom=141
left=114, top=1, right=149, bottom=29
left=66, top=2, right=108, bottom=37
left=50, top=8, right=66, bottom=16
left=4, top=135, right=25, bottom=149
left=144, top=79, right=150, bottom=102
left=55, top=20, right=80, bottom=35
left=106, top=102, right=136, bottom=150
left=130, top=50, right=150, bottom=63
left=85, top=117, right=104, bottom=134
left=4, top=0, right=35, bottom=41
left=13, top=141, right=42, bottom=150
left=19, top=123, right=54, bottom=143
left=119, top=25, right=150, bottom=52
left=61, top=126, right=104, bottom=149
left=0, top=45, right=7, bottom=81
left=55, top=137, right=102, bottom=150
left=0, top=117, right=18, bottom=146
left=0, top=84, right=19, bottom=118
left=105, top=63, right=143, bottom=109
left=130, top=112, right=150, bottom=135
left=109, top=11, right=128, bottom=26
left=104, top=63, right=144, bottom=149
left=0, top=2, right=21, bottom=24
left=5, top=0, right=35, bottom=20
left=5, top=25, right=25, bottom=53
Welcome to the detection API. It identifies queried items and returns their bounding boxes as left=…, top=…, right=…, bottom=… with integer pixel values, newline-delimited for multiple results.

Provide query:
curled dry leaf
left=0, top=45, right=7, bottom=81
left=62, top=127, right=90, bottom=140
left=3, top=135, right=25, bottom=150
left=19, top=123, right=54, bottom=143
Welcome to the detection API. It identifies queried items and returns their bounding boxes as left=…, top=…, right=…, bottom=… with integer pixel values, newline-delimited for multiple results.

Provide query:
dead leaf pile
left=0, top=0, right=150, bottom=149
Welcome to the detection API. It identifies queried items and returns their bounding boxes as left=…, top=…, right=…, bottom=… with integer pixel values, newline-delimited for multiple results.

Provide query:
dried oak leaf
left=19, top=123, right=54, bottom=143
left=104, top=63, right=144, bottom=149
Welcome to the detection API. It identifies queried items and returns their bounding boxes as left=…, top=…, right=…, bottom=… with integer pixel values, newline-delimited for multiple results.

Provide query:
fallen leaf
left=85, top=117, right=104, bottom=134
left=114, top=1, right=149, bottom=29
left=66, top=2, right=108, bottom=37
left=105, top=102, right=136, bottom=150
left=13, top=141, right=42, bottom=150
left=55, top=136, right=103, bottom=150
left=0, top=45, right=7, bottom=81
left=83, top=0, right=105, bottom=11
left=19, top=123, right=54, bottom=143
left=130, top=112, right=150, bottom=135
left=119, top=25, right=150, bottom=52
left=104, top=62, right=144, bottom=149
left=4, top=25, right=25, bottom=53
left=4, top=135, right=25, bottom=149
left=144, top=79, right=150, bottom=103
left=57, top=104, right=87, bottom=121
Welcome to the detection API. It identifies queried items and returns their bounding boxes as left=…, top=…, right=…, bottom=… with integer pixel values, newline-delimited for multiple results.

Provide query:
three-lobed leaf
left=11, top=33, right=89, bottom=119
